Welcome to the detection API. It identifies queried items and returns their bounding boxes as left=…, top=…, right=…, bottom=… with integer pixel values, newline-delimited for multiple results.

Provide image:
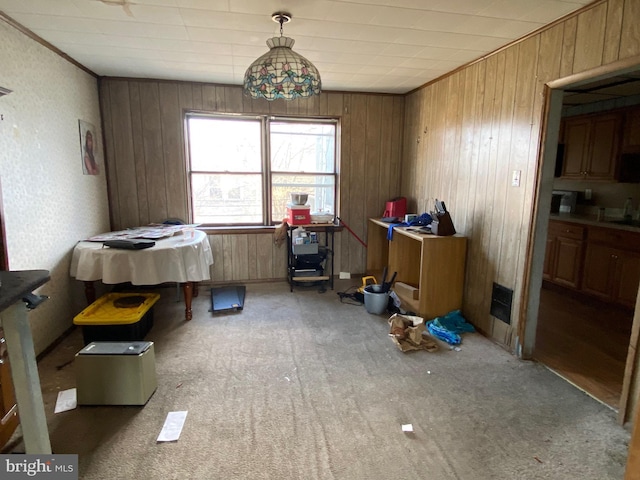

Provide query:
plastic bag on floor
left=426, top=310, right=475, bottom=345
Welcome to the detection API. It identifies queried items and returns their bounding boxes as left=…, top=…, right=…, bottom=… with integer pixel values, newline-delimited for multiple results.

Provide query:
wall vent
left=490, top=282, right=513, bottom=325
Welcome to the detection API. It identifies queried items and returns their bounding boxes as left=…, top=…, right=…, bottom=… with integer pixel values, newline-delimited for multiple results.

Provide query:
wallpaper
left=0, top=19, right=110, bottom=355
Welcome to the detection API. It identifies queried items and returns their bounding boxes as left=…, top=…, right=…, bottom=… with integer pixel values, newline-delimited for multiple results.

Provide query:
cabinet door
left=582, top=243, right=616, bottom=300
left=0, top=331, right=19, bottom=448
left=562, top=117, right=590, bottom=178
left=543, top=236, right=555, bottom=281
left=552, top=237, right=583, bottom=289
left=587, top=113, right=621, bottom=179
left=614, top=250, right=640, bottom=308
left=623, top=107, right=640, bottom=151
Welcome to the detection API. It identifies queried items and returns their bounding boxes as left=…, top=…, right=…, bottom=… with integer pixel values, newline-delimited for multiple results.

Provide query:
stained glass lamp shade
left=243, top=15, right=321, bottom=101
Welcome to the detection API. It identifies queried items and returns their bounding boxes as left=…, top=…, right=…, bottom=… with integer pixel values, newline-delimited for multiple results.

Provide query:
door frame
left=0, top=177, right=8, bottom=270
left=521, top=55, right=640, bottom=425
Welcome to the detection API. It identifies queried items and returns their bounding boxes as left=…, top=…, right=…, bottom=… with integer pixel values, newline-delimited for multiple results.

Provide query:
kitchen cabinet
left=0, top=328, right=19, bottom=449
left=622, top=106, right=640, bottom=152
left=582, top=226, right=640, bottom=308
left=544, top=220, right=585, bottom=289
left=366, top=219, right=467, bottom=320
left=619, top=106, right=640, bottom=182
left=560, top=112, right=621, bottom=180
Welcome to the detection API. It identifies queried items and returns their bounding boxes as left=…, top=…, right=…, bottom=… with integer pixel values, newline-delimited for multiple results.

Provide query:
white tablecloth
left=70, top=230, right=213, bottom=285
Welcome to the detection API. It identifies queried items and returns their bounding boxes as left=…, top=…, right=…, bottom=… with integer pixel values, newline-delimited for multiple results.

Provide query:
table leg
left=182, top=282, right=193, bottom=321
left=84, top=281, right=96, bottom=304
left=2, top=302, right=52, bottom=454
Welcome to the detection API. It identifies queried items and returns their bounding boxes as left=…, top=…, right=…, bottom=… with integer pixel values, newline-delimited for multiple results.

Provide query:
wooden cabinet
left=561, top=113, right=621, bottom=180
left=619, top=107, right=640, bottom=182
left=366, top=219, right=467, bottom=320
left=544, top=221, right=585, bottom=289
left=0, top=328, right=19, bottom=448
left=545, top=220, right=640, bottom=308
left=543, top=236, right=555, bottom=280
left=582, top=226, right=640, bottom=308
left=622, top=106, right=640, bottom=152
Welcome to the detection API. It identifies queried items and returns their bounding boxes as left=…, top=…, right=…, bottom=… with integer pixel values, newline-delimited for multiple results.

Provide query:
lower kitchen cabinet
left=0, top=328, right=19, bottom=448
left=544, top=221, right=585, bottom=289
left=546, top=220, right=640, bottom=308
left=582, top=242, right=640, bottom=308
left=581, top=226, right=640, bottom=309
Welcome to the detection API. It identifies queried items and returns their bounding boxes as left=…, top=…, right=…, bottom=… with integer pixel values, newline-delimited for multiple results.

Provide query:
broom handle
left=336, top=217, right=367, bottom=248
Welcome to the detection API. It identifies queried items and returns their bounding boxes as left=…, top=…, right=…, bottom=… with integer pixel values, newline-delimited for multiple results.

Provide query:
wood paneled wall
left=402, top=0, right=640, bottom=349
left=99, top=80, right=405, bottom=282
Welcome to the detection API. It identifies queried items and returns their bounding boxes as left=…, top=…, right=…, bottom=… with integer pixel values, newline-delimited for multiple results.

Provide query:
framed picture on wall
left=78, top=120, right=99, bottom=175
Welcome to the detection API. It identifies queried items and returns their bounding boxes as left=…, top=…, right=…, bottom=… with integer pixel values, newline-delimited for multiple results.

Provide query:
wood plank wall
left=401, top=0, right=640, bottom=350
left=99, top=80, right=405, bottom=283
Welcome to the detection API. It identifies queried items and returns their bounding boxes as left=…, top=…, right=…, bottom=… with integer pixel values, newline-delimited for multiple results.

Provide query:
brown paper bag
left=388, top=313, right=438, bottom=353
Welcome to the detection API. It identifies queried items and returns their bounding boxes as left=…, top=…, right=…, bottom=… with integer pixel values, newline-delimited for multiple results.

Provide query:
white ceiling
left=0, top=0, right=595, bottom=94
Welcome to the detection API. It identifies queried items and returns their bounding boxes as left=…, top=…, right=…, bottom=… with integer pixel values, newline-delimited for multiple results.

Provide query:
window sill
left=197, top=224, right=343, bottom=235
left=198, top=225, right=277, bottom=235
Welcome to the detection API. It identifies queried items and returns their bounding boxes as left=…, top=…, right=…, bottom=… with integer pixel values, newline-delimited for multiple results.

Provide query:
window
left=186, top=113, right=338, bottom=226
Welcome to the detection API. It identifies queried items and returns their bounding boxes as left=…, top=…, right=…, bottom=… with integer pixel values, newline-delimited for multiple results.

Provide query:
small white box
left=76, top=341, right=157, bottom=405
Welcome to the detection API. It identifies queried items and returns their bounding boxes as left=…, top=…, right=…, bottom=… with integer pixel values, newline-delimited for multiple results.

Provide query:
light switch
left=512, top=170, right=521, bottom=187
left=585, top=188, right=592, bottom=200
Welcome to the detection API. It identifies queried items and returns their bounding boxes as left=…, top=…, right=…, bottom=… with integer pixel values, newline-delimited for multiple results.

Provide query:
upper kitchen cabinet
left=622, top=107, right=640, bottom=152
left=560, top=112, right=622, bottom=181
left=619, top=107, right=640, bottom=182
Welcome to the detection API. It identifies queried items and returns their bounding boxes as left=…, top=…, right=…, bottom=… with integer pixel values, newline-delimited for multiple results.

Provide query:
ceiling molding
left=0, top=11, right=96, bottom=78
left=405, top=0, right=607, bottom=97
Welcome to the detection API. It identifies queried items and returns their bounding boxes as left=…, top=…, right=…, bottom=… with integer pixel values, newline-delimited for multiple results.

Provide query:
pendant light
left=243, top=12, right=321, bottom=101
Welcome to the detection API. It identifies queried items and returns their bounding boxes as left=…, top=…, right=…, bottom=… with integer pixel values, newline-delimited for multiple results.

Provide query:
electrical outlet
left=339, top=272, right=351, bottom=279
left=585, top=188, right=592, bottom=200
left=511, top=170, right=521, bottom=187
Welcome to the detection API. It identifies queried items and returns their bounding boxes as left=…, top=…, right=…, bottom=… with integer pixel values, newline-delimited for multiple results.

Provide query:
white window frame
left=185, top=112, right=339, bottom=227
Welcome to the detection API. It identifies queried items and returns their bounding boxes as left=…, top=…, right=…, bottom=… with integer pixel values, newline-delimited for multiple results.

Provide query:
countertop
left=0, top=270, right=50, bottom=312
left=550, top=213, right=640, bottom=233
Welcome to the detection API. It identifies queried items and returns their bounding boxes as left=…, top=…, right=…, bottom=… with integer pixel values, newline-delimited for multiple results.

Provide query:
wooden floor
left=534, top=282, right=634, bottom=409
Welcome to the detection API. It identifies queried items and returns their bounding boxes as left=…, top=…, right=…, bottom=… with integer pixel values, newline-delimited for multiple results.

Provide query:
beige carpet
left=5, top=280, right=631, bottom=479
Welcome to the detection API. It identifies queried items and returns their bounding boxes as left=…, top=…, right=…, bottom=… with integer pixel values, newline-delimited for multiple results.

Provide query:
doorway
left=523, top=60, right=640, bottom=422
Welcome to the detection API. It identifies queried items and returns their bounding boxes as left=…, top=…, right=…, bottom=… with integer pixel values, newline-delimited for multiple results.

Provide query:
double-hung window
left=186, top=113, right=338, bottom=226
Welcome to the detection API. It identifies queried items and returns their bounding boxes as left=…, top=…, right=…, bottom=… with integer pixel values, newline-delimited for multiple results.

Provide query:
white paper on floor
left=402, top=424, right=414, bottom=433
left=54, top=388, right=77, bottom=413
left=157, top=411, right=188, bottom=442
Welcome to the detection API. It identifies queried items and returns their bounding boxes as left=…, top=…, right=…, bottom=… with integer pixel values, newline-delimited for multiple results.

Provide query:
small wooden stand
left=366, top=219, right=467, bottom=320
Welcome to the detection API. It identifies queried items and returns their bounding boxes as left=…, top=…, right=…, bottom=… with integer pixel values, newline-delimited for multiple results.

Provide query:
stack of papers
left=87, top=224, right=200, bottom=242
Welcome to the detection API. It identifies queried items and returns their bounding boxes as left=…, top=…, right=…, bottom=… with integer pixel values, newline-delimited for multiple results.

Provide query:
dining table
left=70, top=229, right=213, bottom=320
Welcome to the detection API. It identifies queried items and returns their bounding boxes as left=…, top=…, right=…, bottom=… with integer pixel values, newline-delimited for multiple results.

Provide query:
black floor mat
left=210, top=286, right=246, bottom=313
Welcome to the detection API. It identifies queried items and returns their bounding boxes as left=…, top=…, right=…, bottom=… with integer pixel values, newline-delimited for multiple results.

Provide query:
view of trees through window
left=271, top=121, right=335, bottom=222
left=187, top=114, right=337, bottom=226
